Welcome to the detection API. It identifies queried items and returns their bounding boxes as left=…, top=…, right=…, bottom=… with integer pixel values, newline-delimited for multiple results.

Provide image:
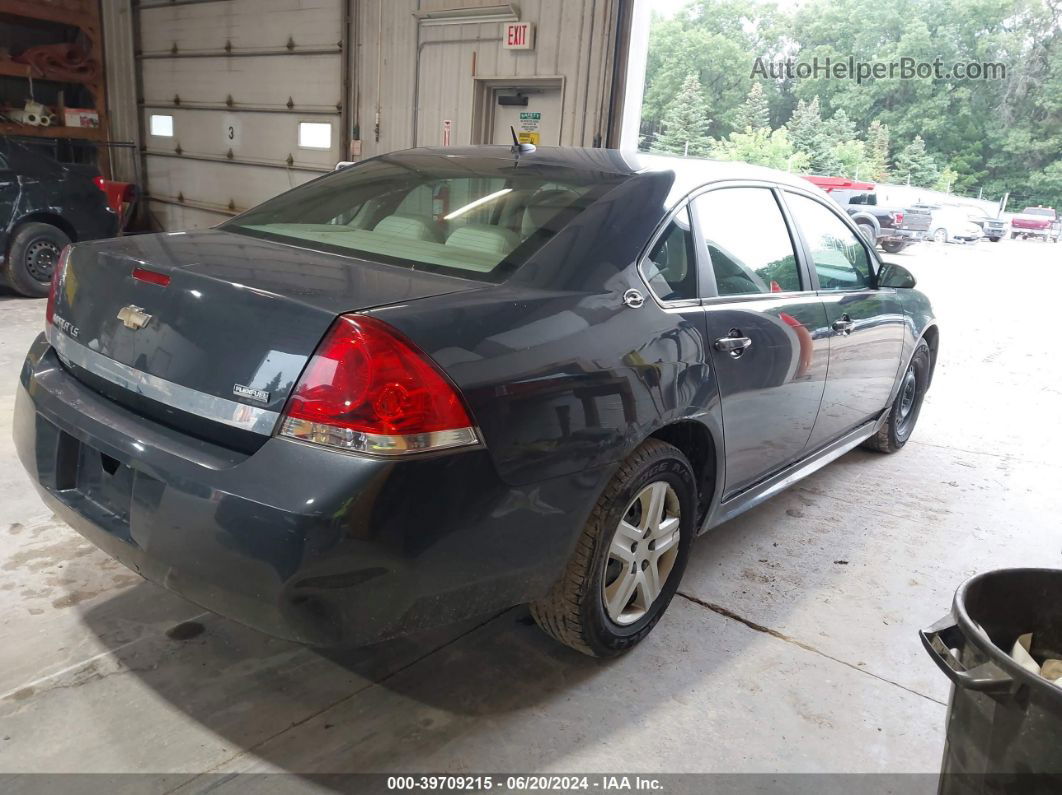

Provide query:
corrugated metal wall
left=355, top=0, right=619, bottom=158
left=102, top=0, right=623, bottom=231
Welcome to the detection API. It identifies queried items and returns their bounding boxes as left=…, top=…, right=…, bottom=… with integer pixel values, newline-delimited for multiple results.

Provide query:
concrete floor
left=1, top=239, right=1060, bottom=787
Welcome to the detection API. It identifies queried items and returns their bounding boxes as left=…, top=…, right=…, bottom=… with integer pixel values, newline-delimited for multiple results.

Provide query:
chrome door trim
left=46, top=326, right=281, bottom=435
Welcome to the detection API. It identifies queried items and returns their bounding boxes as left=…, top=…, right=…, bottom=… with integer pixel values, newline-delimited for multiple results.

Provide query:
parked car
left=909, top=204, right=984, bottom=244
left=14, top=148, right=938, bottom=657
left=828, top=188, right=932, bottom=254
left=1010, top=207, right=1060, bottom=242
left=0, top=138, right=118, bottom=297
left=982, top=215, right=1008, bottom=242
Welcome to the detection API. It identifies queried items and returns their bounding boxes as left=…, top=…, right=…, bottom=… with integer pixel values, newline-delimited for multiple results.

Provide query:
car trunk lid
left=49, top=229, right=485, bottom=445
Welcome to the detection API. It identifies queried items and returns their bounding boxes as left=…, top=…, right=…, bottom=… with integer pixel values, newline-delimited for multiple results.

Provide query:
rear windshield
left=1022, top=207, right=1055, bottom=218
left=224, top=154, right=626, bottom=282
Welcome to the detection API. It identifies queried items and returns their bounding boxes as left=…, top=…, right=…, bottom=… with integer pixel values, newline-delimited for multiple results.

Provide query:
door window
left=642, top=206, right=697, bottom=302
left=692, top=188, right=802, bottom=296
left=785, top=193, right=874, bottom=291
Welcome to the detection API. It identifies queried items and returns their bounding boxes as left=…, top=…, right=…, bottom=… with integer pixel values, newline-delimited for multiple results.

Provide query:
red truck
left=1010, top=206, right=1060, bottom=242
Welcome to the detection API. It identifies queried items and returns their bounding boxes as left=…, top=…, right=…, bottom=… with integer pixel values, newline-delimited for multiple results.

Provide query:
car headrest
left=521, top=189, right=578, bottom=237
left=446, top=224, right=521, bottom=257
left=374, top=213, right=441, bottom=242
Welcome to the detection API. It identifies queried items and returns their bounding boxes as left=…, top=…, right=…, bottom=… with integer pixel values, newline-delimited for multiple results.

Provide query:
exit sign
left=504, top=21, right=535, bottom=50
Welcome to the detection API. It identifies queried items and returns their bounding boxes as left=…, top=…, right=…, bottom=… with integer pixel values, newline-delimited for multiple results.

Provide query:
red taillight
left=92, top=175, right=105, bottom=191
left=132, top=266, right=171, bottom=287
left=45, top=245, right=71, bottom=330
left=894, top=211, right=904, bottom=225
left=278, top=315, right=478, bottom=456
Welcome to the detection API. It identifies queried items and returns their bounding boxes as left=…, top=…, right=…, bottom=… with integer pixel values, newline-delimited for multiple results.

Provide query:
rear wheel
left=863, top=339, right=931, bottom=453
left=530, top=439, right=695, bottom=657
left=856, top=223, right=877, bottom=247
left=4, top=222, right=69, bottom=298
left=933, top=227, right=948, bottom=244
left=881, top=241, right=907, bottom=254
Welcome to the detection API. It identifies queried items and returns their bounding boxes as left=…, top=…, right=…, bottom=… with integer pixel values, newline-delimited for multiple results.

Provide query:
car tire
left=862, top=339, right=931, bottom=454
left=530, top=438, right=696, bottom=657
left=881, top=241, right=907, bottom=254
left=4, top=222, right=69, bottom=298
left=856, top=223, right=876, bottom=247
left=989, top=237, right=1001, bottom=242
left=1010, top=231, right=1018, bottom=240
left=932, top=228, right=948, bottom=244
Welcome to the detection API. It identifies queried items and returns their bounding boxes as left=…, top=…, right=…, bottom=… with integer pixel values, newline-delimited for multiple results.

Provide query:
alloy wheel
left=602, top=481, right=681, bottom=626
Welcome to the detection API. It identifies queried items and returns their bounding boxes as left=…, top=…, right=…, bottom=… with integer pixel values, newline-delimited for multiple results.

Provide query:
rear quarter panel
left=892, top=287, right=938, bottom=396
left=10, top=175, right=117, bottom=243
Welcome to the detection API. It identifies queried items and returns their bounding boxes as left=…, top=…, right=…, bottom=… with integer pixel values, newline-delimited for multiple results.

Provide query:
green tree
left=934, top=166, right=959, bottom=193
left=893, top=135, right=939, bottom=187
left=639, top=0, right=1061, bottom=207
left=654, top=73, right=712, bottom=156
left=735, top=82, right=771, bottom=131
left=710, top=127, right=810, bottom=171
left=865, top=120, right=891, bottom=182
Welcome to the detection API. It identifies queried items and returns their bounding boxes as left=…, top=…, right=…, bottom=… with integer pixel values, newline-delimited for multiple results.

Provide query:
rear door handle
left=832, top=315, right=854, bottom=335
left=714, top=331, right=752, bottom=357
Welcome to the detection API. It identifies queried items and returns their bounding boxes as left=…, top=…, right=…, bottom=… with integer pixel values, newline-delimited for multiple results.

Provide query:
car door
left=781, top=190, right=905, bottom=449
left=691, top=185, right=831, bottom=499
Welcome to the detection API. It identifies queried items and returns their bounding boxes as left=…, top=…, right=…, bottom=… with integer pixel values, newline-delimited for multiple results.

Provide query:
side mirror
left=879, top=261, right=917, bottom=289
left=334, top=161, right=356, bottom=171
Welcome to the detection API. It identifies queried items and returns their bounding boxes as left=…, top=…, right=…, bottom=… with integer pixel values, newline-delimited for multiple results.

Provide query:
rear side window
left=1, top=140, right=64, bottom=178
left=225, top=156, right=624, bottom=282
left=642, top=207, right=697, bottom=302
left=785, top=193, right=873, bottom=291
left=693, top=187, right=802, bottom=297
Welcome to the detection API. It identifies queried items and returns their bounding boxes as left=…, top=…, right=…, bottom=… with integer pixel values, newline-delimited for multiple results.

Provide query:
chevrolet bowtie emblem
left=117, top=305, right=152, bottom=330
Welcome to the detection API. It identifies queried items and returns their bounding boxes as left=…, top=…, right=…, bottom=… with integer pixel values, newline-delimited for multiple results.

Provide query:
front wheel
left=881, top=241, right=907, bottom=254
left=932, top=228, right=948, bottom=244
left=530, top=439, right=696, bottom=657
left=863, top=339, right=931, bottom=453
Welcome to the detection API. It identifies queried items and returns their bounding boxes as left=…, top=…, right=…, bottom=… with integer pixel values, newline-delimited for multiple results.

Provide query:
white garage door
left=136, top=0, right=346, bottom=230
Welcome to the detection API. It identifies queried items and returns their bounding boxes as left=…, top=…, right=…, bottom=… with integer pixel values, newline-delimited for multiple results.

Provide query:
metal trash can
left=921, top=568, right=1062, bottom=794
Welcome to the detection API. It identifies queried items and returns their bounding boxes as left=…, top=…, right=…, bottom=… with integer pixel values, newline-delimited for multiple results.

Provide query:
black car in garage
left=1, top=137, right=118, bottom=297
left=14, top=147, right=938, bottom=657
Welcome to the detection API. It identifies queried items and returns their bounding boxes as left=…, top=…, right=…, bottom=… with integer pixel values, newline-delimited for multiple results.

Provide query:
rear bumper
left=14, top=335, right=606, bottom=646
left=880, top=228, right=926, bottom=244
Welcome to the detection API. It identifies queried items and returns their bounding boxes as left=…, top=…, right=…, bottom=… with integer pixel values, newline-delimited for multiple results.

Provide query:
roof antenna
left=510, top=125, right=536, bottom=158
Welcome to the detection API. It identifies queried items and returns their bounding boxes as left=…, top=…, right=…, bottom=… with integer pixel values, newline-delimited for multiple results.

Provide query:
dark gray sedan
left=14, top=147, right=937, bottom=656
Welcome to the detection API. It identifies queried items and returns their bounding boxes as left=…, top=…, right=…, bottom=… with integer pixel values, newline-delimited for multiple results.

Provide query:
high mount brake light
left=45, top=245, right=71, bottom=330
left=278, top=315, right=479, bottom=456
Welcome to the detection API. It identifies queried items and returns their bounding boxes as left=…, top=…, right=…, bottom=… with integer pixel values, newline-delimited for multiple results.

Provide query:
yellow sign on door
left=517, top=131, right=539, bottom=145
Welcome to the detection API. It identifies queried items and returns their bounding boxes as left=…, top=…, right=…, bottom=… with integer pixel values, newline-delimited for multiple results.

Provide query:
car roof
left=396, top=146, right=829, bottom=206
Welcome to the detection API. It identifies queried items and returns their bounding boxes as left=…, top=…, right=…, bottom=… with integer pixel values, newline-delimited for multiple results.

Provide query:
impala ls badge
left=233, top=384, right=270, bottom=404
left=117, top=305, right=152, bottom=330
